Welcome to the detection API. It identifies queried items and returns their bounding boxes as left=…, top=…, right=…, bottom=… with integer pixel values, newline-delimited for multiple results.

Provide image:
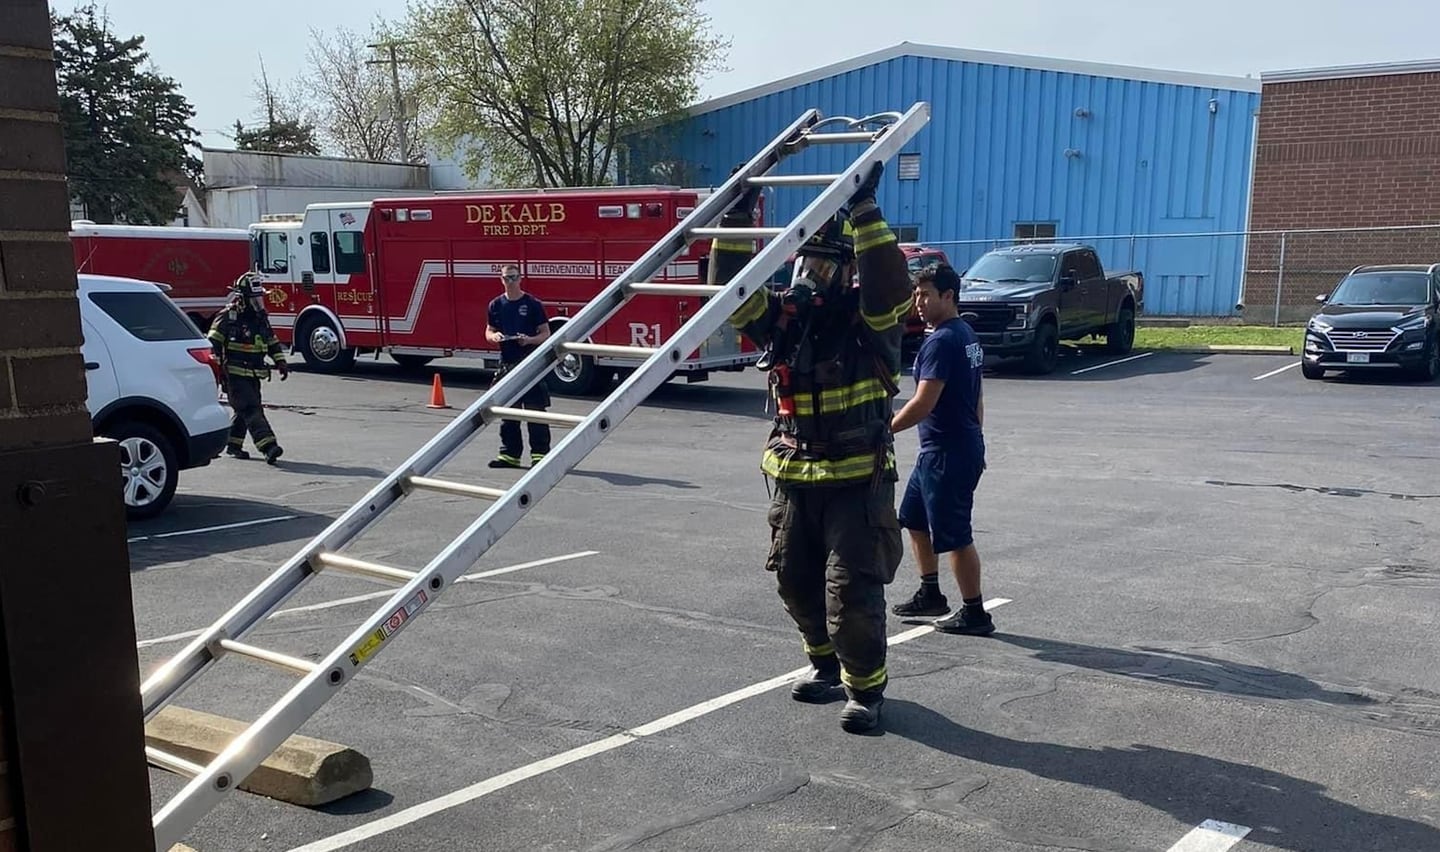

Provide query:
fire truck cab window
left=261, top=231, right=289, bottom=274
left=333, top=231, right=364, bottom=275
left=310, top=231, right=331, bottom=274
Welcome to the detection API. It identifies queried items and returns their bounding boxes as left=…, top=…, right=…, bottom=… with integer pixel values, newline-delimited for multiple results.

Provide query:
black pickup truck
left=952, top=244, right=1145, bottom=374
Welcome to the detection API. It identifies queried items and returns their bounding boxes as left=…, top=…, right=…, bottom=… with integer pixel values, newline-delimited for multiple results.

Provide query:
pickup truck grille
left=1324, top=329, right=1398, bottom=352
left=954, top=304, right=1015, bottom=334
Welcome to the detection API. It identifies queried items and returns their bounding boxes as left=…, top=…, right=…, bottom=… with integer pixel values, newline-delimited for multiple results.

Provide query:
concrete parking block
left=146, top=706, right=372, bottom=807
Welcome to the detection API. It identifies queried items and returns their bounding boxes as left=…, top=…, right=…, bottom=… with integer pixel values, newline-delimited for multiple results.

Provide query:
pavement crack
left=582, top=768, right=812, bottom=851
left=1204, top=479, right=1440, bottom=501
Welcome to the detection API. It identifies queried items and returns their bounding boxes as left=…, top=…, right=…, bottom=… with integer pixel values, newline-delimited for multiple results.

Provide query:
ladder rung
left=486, top=406, right=587, bottom=427
left=747, top=174, right=843, bottom=187
left=802, top=131, right=879, bottom=144
left=689, top=227, right=783, bottom=240
left=312, top=552, right=419, bottom=585
left=147, top=746, right=204, bottom=778
left=627, top=283, right=725, bottom=297
left=560, top=342, right=660, bottom=359
left=215, top=639, right=319, bottom=675
left=407, top=475, right=507, bottom=501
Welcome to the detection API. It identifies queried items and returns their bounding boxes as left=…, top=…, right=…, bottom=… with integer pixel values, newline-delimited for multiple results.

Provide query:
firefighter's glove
left=846, top=162, right=884, bottom=214
left=277, top=362, right=290, bottom=380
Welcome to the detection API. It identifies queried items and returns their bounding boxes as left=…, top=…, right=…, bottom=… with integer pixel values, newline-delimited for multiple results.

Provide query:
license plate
left=1346, top=352, right=1370, bottom=363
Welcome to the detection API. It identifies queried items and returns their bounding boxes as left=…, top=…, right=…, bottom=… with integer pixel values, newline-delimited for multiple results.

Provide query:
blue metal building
left=624, top=43, right=1262, bottom=316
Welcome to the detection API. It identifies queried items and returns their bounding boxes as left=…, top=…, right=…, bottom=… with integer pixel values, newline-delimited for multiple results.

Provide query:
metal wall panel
left=627, top=54, right=1261, bottom=315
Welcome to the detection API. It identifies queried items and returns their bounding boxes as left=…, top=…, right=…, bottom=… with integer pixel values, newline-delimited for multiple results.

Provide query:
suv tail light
left=188, top=346, right=223, bottom=385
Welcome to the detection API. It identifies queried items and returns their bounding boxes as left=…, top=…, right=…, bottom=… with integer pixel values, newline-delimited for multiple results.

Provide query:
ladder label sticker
left=348, top=590, right=429, bottom=666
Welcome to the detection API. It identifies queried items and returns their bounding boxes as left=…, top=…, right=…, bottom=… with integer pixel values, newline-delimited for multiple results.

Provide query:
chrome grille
left=1324, top=329, right=1398, bottom=352
left=954, top=304, right=1016, bottom=334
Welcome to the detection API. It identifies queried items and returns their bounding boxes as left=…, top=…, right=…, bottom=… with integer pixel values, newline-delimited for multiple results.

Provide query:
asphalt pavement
left=129, top=347, right=1440, bottom=852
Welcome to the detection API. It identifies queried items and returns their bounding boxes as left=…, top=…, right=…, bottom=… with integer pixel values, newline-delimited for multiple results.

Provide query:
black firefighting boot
left=225, top=446, right=251, bottom=460
left=265, top=444, right=284, bottom=465
left=790, top=654, right=842, bottom=704
left=839, top=688, right=884, bottom=734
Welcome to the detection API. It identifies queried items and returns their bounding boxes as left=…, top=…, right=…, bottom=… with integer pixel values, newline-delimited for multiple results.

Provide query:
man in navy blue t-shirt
left=486, top=264, right=552, bottom=468
left=888, top=263, right=994, bottom=635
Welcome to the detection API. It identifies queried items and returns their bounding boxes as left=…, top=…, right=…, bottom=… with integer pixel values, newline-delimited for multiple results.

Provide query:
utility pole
left=367, top=41, right=412, bottom=162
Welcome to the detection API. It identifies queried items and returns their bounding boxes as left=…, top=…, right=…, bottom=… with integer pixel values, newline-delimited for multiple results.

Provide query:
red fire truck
left=248, top=187, right=761, bottom=395
left=70, top=221, right=251, bottom=329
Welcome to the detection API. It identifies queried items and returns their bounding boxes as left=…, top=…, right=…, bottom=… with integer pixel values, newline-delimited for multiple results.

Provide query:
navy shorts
left=898, top=448, right=984, bottom=554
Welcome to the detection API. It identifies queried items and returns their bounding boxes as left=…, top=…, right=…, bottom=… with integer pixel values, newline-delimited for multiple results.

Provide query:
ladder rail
left=149, top=103, right=932, bottom=850
left=139, top=111, right=831, bottom=724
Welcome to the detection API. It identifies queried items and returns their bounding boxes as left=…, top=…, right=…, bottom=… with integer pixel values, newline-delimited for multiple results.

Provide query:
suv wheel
left=1416, top=335, right=1440, bottom=382
left=105, top=420, right=179, bottom=520
left=1023, top=321, right=1060, bottom=375
left=1302, top=361, right=1326, bottom=380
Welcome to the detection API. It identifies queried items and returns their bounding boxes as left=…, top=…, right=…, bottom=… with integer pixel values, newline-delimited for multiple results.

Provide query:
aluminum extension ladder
left=141, top=102, right=932, bottom=850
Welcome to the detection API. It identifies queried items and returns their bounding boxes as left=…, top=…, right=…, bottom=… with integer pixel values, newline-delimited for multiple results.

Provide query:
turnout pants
left=494, top=367, right=552, bottom=463
left=766, top=480, right=903, bottom=697
left=226, top=376, right=279, bottom=454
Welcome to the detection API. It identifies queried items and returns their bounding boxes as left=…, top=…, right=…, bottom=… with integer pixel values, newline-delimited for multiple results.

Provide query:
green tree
left=53, top=4, right=201, bottom=224
left=231, top=59, right=322, bottom=155
left=398, top=0, right=728, bottom=187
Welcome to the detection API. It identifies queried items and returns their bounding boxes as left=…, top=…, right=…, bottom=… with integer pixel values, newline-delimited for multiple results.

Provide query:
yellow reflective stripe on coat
left=729, top=289, right=768, bottom=327
left=760, top=449, right=894, bottom=484
left=791, top=377, right=896, bottom=416
left=861, top=298, right=913, bottom=332
left=711, top=238, right=755, bottom=254
left=804, top=640, right=836, bottom=657
left=853, top=220, right=897, bottom=254
left=225, top=341, right=266, bottom=354
left=841, top=665, right=887, bottom=692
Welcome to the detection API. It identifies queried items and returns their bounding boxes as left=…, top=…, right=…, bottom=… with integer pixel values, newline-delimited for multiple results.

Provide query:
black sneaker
left=839, top=695, right=883, bottom=734
left=790, top=660, right=842, bottom=703
left=892, top=585, right=950, bottom=617
left=933, top=606, right=995, bottom=636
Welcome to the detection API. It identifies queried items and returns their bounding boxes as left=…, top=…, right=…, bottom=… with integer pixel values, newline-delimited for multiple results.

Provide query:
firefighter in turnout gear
left=210, top=273, right=289, bottom=464
left=723, top=162, right=912, bottom=734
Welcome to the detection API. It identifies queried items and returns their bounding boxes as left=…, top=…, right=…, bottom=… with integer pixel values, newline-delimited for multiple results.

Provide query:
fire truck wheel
left=547, top=349, right=598, bottom=396
left=297, top=315, right=356, bottom=373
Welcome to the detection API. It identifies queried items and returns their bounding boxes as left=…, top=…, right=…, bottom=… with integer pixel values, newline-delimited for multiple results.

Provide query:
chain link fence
left=923, top=225, right=1440, bottom=325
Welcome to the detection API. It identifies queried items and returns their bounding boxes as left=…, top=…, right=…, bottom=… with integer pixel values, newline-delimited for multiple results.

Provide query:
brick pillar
left=0, top=2, right=157, bottom=850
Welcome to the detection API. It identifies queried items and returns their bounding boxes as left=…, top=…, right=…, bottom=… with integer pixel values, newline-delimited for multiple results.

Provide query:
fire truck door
left=328, top=210, right=376, bottom=321
left=305, top=226, right=336, bottom=288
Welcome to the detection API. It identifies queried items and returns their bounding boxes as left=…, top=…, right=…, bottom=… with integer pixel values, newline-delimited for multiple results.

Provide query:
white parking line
left=1166, top=819, right=1251, bottom=851
left=135, top=551, right=599, bottom=649
left=287, top=598, right=1014, bottom=852
left=127, top=515, right=299, bottom=544
left=1070, top=352, right=1154, bottom=375
left=1252, top=361, right=1301, bottom=381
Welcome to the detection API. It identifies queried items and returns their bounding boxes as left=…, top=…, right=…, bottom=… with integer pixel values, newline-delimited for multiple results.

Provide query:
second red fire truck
left=249, top=187, right=761, bottom=395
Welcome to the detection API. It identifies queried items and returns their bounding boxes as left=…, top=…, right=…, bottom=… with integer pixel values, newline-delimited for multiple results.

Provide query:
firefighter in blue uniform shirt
left=486, top=264, right=553, bottom=468
left=721, top=163, right=914, bottom=734
left=210, top=273, right=288, bottom=464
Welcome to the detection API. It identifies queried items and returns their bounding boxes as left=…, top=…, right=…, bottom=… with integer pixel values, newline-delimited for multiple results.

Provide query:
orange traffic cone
left=426, top=373, right=451, bottom=409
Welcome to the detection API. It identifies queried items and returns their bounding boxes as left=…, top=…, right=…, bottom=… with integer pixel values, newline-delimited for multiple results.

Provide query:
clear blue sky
left=72, top=0, right=1440, bottom=150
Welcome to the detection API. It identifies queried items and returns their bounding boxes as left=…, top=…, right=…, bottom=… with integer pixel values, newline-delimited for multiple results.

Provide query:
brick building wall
left=0, top=2, right=157, bottom=849
left=1243, top=66, right=1440, bottom=322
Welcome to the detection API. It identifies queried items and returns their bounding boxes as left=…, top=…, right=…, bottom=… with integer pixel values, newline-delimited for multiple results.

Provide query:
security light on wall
left=1064, top=148, right=1083, bottom=159
left=1074, top=107, right=1090, bottom=118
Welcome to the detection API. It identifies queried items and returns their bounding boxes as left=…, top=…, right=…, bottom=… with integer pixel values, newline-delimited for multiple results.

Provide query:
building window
left=897, top=153, right=921, bottom=180
left=893, top=225, right=920, bottom=243
left=1014, top=222, right=1057, bottom=244
left=333, top=231, right=365, bottom=275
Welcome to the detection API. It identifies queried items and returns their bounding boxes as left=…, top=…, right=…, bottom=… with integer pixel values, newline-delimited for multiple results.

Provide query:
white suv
left=80, top=274, right=231, bottom=519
